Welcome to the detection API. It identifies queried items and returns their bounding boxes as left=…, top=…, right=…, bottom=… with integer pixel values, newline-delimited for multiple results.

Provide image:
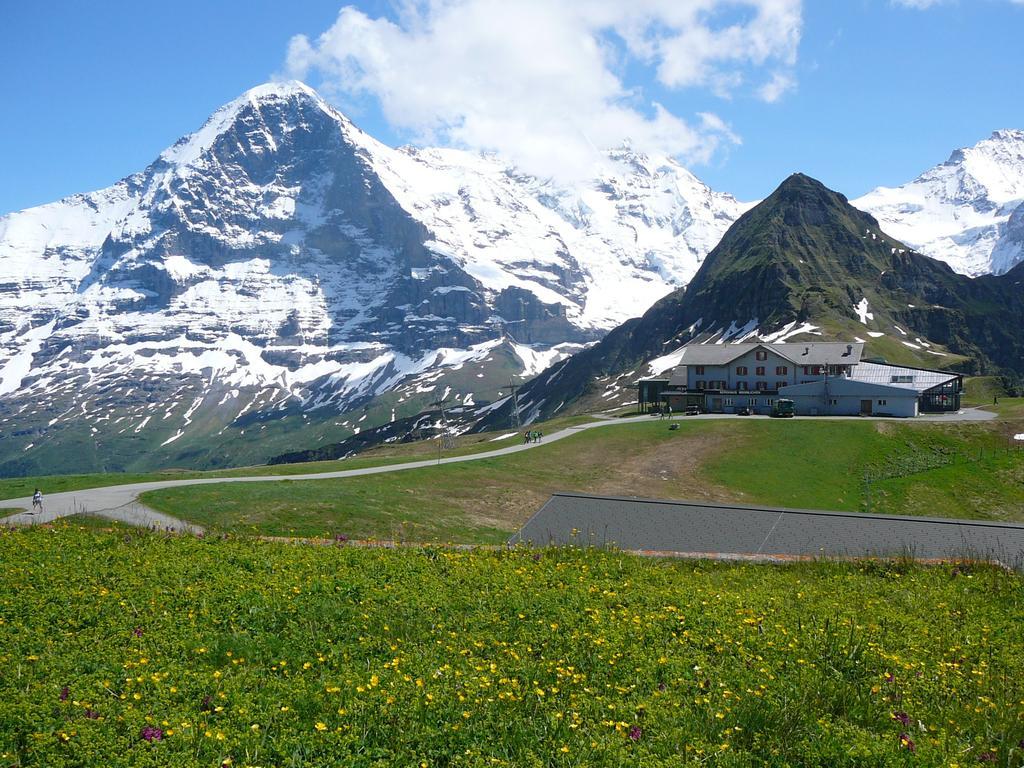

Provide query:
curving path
left=0, top=408, right=997, bottom=532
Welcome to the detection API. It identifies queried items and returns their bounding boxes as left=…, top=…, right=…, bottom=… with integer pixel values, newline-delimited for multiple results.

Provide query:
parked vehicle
left=683, top=405, right=702, bottom=416
left=736, top=406, right=753, bottom=416
left=770, top=398, right=796, bottom=418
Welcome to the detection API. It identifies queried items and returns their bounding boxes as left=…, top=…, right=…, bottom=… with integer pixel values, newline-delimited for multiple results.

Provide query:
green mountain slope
left=482, top=173, right=1024, bottom=425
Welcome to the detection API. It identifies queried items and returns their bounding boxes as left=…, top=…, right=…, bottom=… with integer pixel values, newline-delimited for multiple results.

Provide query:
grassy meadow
left=1, top=525, right=1022, bottom=767
left=0, top=413, right=595, bottom=503
left=137, top=416, right=1024, bottom=541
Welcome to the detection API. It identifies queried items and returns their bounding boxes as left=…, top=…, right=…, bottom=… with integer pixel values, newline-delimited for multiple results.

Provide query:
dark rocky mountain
left=477, top=173, right=1024, bottom=428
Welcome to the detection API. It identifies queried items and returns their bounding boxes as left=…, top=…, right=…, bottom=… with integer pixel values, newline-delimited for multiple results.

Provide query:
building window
left=829, top=398, right=838, bottom=405
left=755, top=366, right=765, bottom=376
left=755, top=349, right=767, bottom=361
left=890, top=375, right=913, bottom=383
left=737, top=381, right=748, bottom=391
left=736, top=366, right=748, bottom=375
left=695, top=365, right=705, bottom=375
left=696, top=380, right=705, bottom=390
left=756, top=381, right=767, bottom=391
left=878, top=399, right=887, bottom=406
left=765, top=398, right=775, bottom=406
left=724, top=398, right=733, bottom=405
left=775, top=381, right=786, bottom=390
left=776, top=366, right=788, bottom=375
left=749, top=397, right=757, bottom=406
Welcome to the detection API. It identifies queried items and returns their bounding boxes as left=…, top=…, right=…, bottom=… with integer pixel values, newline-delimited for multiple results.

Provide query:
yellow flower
left=315, top=722, right=327, bottom=732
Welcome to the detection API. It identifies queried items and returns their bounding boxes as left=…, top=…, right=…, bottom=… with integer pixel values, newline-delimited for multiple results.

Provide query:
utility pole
left=500, top=378, right=521, bottom=430
left=431, top=396, right=456, bottom=454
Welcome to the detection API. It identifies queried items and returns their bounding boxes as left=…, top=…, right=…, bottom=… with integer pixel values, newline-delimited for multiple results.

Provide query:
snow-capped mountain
left=855, top=129, right=1024, bottom=275
left=0, top=81, right=746, bottom=474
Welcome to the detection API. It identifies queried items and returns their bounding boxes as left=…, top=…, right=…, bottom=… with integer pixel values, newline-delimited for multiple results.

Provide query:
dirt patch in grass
left=437, top=423, right=746, bottom=530
left=590, top=426, right=744, bottom=502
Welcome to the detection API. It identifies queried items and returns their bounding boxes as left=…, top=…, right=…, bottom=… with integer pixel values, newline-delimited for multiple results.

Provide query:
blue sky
left=2, top=0, right=1022, bottom=214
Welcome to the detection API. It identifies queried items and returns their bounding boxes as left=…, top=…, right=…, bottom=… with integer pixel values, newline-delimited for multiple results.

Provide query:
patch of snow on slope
left=760, top=321, right=818, bottom=343
left=854, top=298, right=874, bottom=325
left=647, top=346, right=687, bottom=376
left=0, top=321, right=56, bottom=395
left=511, top=342, right=585, bottom=378
left=717, top=319, right=758, bottom=344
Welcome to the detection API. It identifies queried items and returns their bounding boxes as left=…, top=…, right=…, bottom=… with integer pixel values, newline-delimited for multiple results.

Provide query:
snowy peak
left=855, top=129, right=1024, bottom=275
left=0, top=80, right=749, bottom=474
left=926, top=128, right=1024, bottom=207
left=159, top=80, right=344, bottom=168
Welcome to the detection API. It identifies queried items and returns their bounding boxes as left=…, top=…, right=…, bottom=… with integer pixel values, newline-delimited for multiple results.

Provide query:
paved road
left=0, top=407, right=997, bottom=531
left=513, top=492, right=1024, bottom=567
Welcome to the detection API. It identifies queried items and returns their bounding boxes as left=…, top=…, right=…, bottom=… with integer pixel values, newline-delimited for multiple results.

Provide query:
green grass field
left=1, top=525, right=1021, bottom=767
left=137, top=417, right=1024, bottom=541
left=0, top=413, right=595, bottom=503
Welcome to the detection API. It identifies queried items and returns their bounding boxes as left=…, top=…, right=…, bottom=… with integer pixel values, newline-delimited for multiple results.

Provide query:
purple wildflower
left=140, top=725, right=164, bottom=742
left=899, top=733, right=916, bottom=753
left=334, top=534, right=349, bottom=544
left=59, top=685, right=69, bottom=702
left=132, top=627, right=144, bottom=638
left=657, top=682, right=667, bottom=692
left=629, top=725, right=643, bottom=741
left=84, top=708, right=99, bottom=719
left=892, top=711, right=910, bottom=726
left=885, top=672, right=895, bottom=684
left=977, top=752, right=997, bottom=763
left=200, top=694, right=214, bottom=712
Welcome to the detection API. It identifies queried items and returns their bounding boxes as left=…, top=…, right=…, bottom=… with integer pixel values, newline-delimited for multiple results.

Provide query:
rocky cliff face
left=0, top=81, right=746, bottom=474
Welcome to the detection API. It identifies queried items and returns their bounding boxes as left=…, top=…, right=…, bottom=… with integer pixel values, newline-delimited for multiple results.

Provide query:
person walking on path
left=31, top=489, right=43, bottom=514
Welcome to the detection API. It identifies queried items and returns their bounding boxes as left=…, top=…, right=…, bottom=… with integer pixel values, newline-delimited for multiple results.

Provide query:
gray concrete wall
left=788, top=393, right=918, bottom=417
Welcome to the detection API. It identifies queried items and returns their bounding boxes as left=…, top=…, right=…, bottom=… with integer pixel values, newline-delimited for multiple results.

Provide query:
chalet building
left=638, top=341, right=962, bottom=417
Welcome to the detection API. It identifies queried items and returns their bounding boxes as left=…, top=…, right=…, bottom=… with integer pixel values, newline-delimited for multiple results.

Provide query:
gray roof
left=673, top=341, right=864, bottom=368
left=778, top=377, right=919, bottom=398
left=850, top=361, right=960, bottom=392
left=512, top=492, right=1024, bottom=565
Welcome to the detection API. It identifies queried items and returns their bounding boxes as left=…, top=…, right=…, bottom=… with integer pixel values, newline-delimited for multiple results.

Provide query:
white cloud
left=891, top=0, right=945, bottom=7
left=284, top=0, right=802, bottom=181
left=758, top=71, right=796, bottom=102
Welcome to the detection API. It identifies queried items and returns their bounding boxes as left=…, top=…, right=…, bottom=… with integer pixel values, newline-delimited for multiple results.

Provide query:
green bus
left=771, top=398, right=796, bottom=418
